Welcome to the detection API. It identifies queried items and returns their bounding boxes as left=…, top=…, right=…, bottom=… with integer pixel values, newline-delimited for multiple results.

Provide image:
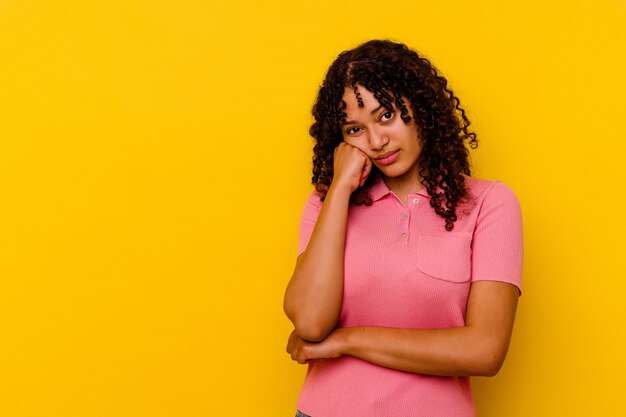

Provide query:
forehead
left=342, top=85, right=384, bottom=113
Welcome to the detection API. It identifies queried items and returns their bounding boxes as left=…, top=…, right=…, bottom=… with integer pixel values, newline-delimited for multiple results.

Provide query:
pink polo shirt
left=295, top=175, right=523, bottom=417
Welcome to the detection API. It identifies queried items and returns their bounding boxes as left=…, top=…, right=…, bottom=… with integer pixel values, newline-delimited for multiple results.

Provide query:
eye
left=381, top=111, right=394, bottom=122
left=345, top=126, right=361, bottom=135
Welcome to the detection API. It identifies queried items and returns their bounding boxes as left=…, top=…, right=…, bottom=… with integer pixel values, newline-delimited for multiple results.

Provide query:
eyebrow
left=341, top=104, right=386, bottom=126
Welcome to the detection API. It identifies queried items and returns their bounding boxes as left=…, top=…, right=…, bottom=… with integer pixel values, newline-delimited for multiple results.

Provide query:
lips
left=374, top=150, right=400, bottom=166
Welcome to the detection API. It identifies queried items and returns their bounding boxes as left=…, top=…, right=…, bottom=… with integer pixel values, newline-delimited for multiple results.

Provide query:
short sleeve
left=470, top=181, right=524, bottom=294
left=297, top=189, right=324, bottom=257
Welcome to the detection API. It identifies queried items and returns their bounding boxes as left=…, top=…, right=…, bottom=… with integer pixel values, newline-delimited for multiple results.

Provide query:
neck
left=381, top=169, right=423, bottom=206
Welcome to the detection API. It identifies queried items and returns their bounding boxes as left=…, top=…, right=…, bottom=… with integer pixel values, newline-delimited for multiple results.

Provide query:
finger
left=286, top=331, right=297, bottom=354
left=360, top=158, right=372, bottom=187
left=296, top=348, right=309, bottom=364
left=334, top=141, right=346, bottom=154
left=292, top=352, right=309, bottom=364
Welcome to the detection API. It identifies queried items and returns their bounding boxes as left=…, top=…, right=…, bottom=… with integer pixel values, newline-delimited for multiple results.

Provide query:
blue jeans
left=295, top=411, right=311, bottom=417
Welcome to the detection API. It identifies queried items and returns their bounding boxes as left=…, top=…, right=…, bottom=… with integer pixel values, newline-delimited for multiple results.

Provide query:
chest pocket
left=416, top=234, right=472, bottom=283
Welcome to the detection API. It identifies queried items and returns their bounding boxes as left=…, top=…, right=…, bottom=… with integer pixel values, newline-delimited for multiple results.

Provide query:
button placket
left=403, top=195, right=421, bottom=241
left=398, top=209, right=410, bottom=243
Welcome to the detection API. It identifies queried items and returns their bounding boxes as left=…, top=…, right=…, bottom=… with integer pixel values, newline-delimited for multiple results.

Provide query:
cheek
left=343, top=137, right=371, bottom=155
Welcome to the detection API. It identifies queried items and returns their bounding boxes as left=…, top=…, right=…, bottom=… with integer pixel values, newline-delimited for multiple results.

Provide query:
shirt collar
left=369, top=176, right=391, bottom=201
left=369, top=174, right=430, bottom=202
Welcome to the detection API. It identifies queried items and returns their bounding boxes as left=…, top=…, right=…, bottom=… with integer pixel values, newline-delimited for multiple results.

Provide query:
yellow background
left=1, top=1, right=625, bottom=416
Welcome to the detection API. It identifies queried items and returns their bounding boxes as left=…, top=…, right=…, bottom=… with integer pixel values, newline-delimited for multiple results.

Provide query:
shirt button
left=400, top=232, right=408, bottom=238
left=412, top=198, right=420, bottom=205
left=402, top=213, right=409, bottom=220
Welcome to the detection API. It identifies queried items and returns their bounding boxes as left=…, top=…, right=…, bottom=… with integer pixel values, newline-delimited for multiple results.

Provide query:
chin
left=378, top=165, right=409, bottom=178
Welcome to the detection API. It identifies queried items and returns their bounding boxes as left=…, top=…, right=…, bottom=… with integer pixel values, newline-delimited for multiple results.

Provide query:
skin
left=283, top=85, right=520, bottom=376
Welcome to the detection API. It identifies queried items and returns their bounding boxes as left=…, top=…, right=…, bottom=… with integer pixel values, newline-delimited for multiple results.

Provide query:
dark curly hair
left=309, top=39, right=478, bottom=231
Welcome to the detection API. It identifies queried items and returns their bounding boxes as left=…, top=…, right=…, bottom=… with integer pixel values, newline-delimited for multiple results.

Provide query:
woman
left=283, top=39, right=523, bottom=417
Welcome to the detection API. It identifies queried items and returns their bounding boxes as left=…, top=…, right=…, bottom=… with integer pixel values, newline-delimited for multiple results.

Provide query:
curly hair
left=309, top=39, right=478, bottom=231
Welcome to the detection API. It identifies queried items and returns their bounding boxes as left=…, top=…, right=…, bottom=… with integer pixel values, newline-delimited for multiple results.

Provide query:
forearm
left=287, top=280, right=518, bottom=376
left=331, top=282, right=518, bottom=376
left=283, top=183, right=352, bottom=341
left=337, top=325, right=509, bottom=377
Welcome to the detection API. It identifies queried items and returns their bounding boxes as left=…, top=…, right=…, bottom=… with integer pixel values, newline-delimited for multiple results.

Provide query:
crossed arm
left=286, top=280, right=519, bottom=377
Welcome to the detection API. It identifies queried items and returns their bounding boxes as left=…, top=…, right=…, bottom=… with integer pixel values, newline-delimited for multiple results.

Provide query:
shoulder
left=464, top=176, right=524, bottom=291
left=299, top=187, right=324, bottom=220
left=304, top=187, right=325, bottom=209
left=464, top=175, right=521, bottom=209
left=457, top=175, right=522, bottom=226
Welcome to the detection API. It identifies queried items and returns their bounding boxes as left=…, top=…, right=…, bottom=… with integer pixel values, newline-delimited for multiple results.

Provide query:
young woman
left=283, top=39, right=523, bottom=417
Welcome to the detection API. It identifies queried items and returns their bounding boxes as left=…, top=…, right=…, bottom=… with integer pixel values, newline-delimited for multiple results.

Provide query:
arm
left=283, top=143, right=372, bottom=342
left=287, top=180, right=523, bottom=375
left=287, top=280, right=519, bottom=377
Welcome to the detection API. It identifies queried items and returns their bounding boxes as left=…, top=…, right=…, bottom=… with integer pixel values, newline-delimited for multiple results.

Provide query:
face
left=340, top=85, right=422, bottom=184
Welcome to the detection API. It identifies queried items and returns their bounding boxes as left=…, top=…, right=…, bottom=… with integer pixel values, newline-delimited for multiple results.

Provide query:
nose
left=368, top=126, right=389, bottom=151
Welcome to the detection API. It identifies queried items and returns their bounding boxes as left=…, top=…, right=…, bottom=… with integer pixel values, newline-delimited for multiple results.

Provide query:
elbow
left=286, top=314, right=332, bottom=342
left=470, top=344, right=508, bottom=377
left=292, top=322, right=331, bottom=342
left=462, top=335, right=509, bottom=377
left=283, top=300, right=333, bottom=342
left=475, top=354, right=505, bottom=377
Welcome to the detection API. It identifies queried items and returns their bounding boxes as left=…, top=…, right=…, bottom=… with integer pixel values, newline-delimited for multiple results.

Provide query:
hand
left=332, top=142, right=372, bottom=192
left=286, top=329, right=345, bottom=364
